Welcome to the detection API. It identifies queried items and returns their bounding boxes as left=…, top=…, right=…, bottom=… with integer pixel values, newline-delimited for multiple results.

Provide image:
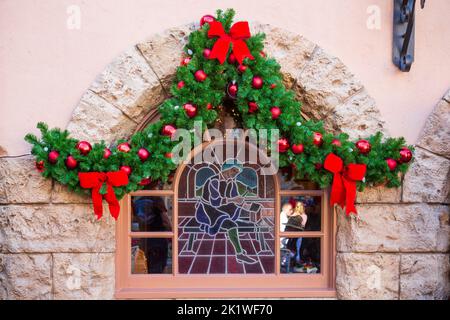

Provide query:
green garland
left=25, top=9, right=414, bottom=202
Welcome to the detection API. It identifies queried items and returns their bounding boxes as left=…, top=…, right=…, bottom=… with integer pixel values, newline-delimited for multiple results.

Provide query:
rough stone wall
left=336, top=92, right=450, bottom=300
left=0, top=24, right=448, bottom=299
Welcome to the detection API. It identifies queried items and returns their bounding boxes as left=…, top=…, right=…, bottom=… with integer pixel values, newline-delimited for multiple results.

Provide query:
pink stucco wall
left=1, top=0, right=449, bottom=155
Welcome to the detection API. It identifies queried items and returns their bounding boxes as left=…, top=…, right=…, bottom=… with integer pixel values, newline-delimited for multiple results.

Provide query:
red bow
left=207, top=20, right=254, bottom=65
left=324, top=153, right=366, bottom=215
left=78, top=171, right=129, bottom=220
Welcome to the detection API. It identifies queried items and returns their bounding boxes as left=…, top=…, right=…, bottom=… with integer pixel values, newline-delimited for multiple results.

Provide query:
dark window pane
left=131, top=196, right=172, bottom=232
left=280, top=237, right=321, bottom=274
left=131, top=238, right=172, bottom=274
left=277, top=167, right=320, bottom=190
left=141, top=175, right=174, bottom=190
left=280, top=196, right=321, bottom=232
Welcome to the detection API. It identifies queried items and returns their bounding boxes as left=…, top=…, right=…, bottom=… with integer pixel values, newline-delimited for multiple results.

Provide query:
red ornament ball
left=48, top=150, right=59, bottom=164
left=35, top=160, right=45, bottom=172
left=138, top=177, right=152, bottom=186
left=137, top=148, right=150, bottom=162
left=313, top=132, right=323, bottom=146
left=237, top=64, right=247, bottom=73
left=206, top=103, right=213, bottom=110
left=248, top=101, right=258, bottom=113
left=331, top=139, right=342, bottom=147
left=180, top=57, right=191, bottom=66
left=76, top=140, right=92, bottom=155
left=200, top=14, right=215, bottom=26
left=228, top=53, right=237, bottom=64
left=386, top=158, right=397, bottom=171
left=203, top=48, right=211, bottom=59
left=399, top=147, right=412, bottom=163
left=292, top=143, right=304, bottom=154
left=278, top=138, right=290, bottom=153
left=356, top=140, right=371, bottom=154
left=103, top=148, right=112, bottom=159
left=227, top=82, right=238, bottom=98
left=177, top=81, right=185, bottom=89
left=165, top=152, right=173, bottom=159
left=120, top=165, right=132, bottom=176
left=252, top=76, right=263, bottom=89
left=270, top=83, right=277, bottom=89
left=162, top=124, right=177, bottom=138
left=117, top=142, right=131, bottom=153
left=270, top=106, right=281, bottom=120
left=315, top=163, right=323, bottom=170
left=65, top=155, right=78, bottom=170
left=194, top=70, right=207, bottom=82
left=183, top=103, right=198, bottom=118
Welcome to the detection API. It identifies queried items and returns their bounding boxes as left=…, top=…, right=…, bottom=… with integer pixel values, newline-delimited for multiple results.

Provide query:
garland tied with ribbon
left=25, top=9, right=414, bottom=219
left=208, top=20, right=254, bottom=64
left=78, top=171, right=128, bottom=219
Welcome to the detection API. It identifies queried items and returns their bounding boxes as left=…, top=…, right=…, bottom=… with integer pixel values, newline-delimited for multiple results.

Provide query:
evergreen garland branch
left=25, top=8, right=414, bottom=201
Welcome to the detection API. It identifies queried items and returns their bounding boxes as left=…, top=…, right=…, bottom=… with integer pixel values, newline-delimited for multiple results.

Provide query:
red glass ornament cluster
left=183, top=103, right=197, bottom=118
left=270, top=106, right=281, bottom=120
left=194, top=70, right=207, bottom=82
left=356, top=140, right=371, bottom=154
left=313, top=132, right=323, bottom=146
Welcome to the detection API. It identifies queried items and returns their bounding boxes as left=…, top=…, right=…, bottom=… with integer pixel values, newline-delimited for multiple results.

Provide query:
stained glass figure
left=178, top=142, right=275, bottom=274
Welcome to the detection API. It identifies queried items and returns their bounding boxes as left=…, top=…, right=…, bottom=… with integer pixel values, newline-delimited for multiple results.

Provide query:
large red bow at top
left=324, top=153, right=366, bottom=215
left=79, top=171, right=129, bottom=220
left=207, top=20, right=254, bottom=65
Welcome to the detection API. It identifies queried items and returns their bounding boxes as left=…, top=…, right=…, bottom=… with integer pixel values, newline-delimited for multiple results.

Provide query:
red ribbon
left=207, top=20, right=254, bottom=65
left=78, top=171, right=129, bottom=220
left=324, top=153, right=366, bottom=215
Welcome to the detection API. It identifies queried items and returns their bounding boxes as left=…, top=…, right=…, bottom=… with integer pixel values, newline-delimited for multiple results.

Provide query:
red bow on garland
left=324, top=153, right=367, bottom=215
left=207, top=20, right=254, bottom=65
left=79, top=171, right=129, bottom=220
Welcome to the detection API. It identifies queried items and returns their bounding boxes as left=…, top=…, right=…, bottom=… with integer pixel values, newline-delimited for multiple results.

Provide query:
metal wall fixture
left=393, top=0, right=426, bottom=72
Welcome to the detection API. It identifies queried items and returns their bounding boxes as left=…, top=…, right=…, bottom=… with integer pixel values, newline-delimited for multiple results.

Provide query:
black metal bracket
left=393, top=0, right=425, bottom=72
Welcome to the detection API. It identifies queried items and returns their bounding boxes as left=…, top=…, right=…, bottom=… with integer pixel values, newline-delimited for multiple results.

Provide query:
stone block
left=251, top=22, right=316, bottom=88
left=0, top=156, right=52, bottom=204
left=90, top=47, right=165, bottom=123
left=0, top=204, right=115, bottom=253
left=51, top=183, right=91, bottom=204
left=417, top=99, right=450, bottom=158
left=356, top=185, right=401, bottom=204
left=295, top=47, right=363, bottom=121
left=0, top=254, right=52, bottom=300
left=53, top=253, right=114, bottom=299
left=66, top=90, right=136, bottom=144
left=403, top=147, right=450, bottom=203
left=337, top=204, right=449, bottom=253
left=137, top=24, right=195, bottom=90
left=336, top=253, right=399, bottom=299
left=400, top=254, right=449, bottom=300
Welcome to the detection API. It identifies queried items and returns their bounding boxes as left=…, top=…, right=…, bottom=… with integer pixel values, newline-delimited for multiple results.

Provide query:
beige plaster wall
left=0, top=0, right=449, bottom=155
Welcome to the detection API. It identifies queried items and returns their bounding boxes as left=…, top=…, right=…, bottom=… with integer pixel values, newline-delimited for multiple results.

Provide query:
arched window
left=116, top=130, right=336, bottom=298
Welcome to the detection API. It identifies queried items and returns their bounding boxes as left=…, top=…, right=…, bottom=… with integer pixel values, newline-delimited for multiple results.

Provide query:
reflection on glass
left=280, top=237, right=320, bottom=274
left=141, top=176, right=173, bottom=190
left=277, top=167, right=320, bottom=190
left=131, top=238, right=172, bottom=274
left=280, top=196, right=321, bottom=232
left=131, top=196, right=172, bottom=232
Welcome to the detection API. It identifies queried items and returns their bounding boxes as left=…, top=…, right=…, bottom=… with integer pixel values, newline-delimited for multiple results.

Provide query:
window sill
left=114, top=287, right=337, bottom=299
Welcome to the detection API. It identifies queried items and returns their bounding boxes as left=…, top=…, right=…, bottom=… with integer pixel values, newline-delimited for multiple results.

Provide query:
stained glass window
left=177, top=142, right=275, bottom=274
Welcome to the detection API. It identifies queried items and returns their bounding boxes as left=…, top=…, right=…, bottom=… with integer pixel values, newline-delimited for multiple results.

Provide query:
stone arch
left=62, top=23, right=393, bottom=298
left=2, top=24, right=448, bottom=300
left=66, top=23, right=387, bottom=144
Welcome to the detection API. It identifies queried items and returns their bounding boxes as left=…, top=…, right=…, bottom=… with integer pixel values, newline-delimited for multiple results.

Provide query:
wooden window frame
left=115, top=143, right=337, bottom=299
